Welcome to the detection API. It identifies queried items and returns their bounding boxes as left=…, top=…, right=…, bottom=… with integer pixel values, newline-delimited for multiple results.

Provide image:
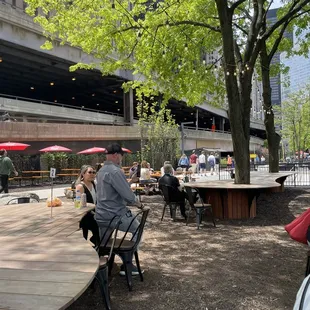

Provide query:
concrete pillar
left=123, top=88, right=134, bottom=126
left=196, top=109, right=199, bottom=130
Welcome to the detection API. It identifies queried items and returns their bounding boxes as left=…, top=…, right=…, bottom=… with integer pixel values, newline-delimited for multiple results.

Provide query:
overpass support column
left=123, top=88, right=134, bottom=126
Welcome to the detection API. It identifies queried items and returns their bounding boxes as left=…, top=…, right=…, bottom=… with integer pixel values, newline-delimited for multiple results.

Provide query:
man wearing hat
left=95, top=143, right=143, bottom=276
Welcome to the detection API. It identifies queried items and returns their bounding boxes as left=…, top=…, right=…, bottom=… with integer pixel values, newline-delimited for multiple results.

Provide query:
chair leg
left=161, top=204, right=167, bottom=221
left=208, top=207, right=216, bottom=228
left=186, top=206, right=192, bottom=226
left=96, top=267, right=111, bottom=310
left=108, top=253, right=115, bottom=276
left=196, top=208, right=202, bottom=229
left=119, top=253, right=133, bottom=291
left=306, top=251, right=310, bottom=277
left=170, top=204, right=176, bottom=221
left=134, top=251, right=144, bottom=282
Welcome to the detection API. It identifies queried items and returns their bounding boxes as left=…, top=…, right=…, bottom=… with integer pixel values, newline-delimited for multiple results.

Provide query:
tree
left=137, top=101, right=180, bottom=170
left=25, top=0, right=310, bottom=183
left=276, top=85, right=310, bottom=159
left=258, top=4, right=310, bottom=172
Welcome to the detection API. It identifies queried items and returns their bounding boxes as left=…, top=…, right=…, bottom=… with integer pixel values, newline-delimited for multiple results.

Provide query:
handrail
left=0, top=93, right=123, bottom=117
left=183, top=126, right=263, bottom=140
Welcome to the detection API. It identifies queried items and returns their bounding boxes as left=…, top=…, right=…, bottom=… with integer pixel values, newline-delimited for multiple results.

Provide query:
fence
left=218, top=163, right=310, bottom=187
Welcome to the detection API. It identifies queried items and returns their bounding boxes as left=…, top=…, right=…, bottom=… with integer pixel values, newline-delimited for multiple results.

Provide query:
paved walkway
left=0, top=185, right=69, bottom=205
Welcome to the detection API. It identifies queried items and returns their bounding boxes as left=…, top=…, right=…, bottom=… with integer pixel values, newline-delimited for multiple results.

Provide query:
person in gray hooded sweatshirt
left=0, top=149, right=18, bottom=193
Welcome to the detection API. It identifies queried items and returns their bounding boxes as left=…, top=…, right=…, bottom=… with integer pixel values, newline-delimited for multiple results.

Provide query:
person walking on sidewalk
left=0, top=149, right=18, bottom=194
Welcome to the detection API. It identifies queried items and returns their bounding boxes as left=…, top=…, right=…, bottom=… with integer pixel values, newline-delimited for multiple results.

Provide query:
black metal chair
left=184, top=187, right=216, bottom=229
left=6, top=196, right=40, bottom=205
left=99, top=209, right=149, bottom=291
left=160, top=184, right=184, bottom=221
left=95, top=218, right=121, bottom=310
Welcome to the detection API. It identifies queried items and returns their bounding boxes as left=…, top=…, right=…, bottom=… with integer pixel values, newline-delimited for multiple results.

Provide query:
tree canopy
left=25, top=0, right=310, bottom=183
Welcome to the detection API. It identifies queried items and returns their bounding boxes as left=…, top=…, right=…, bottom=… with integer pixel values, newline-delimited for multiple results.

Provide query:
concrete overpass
left=0, top=120, right=264, bottom=153
left=0, top=1, right=266, bottom=137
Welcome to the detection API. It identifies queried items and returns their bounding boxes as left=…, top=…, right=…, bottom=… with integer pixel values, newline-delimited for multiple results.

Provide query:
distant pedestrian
left=198, top=151, right=206, bottom=174
left=178, top=154, right=189, bottom=172
left=0, top=149, right=18, bottom=193
left=227, top=155, right=232, bottom=169
left=189, top=150, right=198, bottom=173
left=207, top=152, right=216, bottom=175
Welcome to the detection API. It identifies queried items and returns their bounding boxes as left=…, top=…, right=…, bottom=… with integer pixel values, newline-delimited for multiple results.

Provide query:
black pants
left=172, top=191, right=187, bottom=217
left=0, top=174, right=9, bottom=193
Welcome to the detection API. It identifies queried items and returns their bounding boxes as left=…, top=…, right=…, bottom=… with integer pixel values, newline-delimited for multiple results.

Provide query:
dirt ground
left=68, top=188, right=310, bottom=310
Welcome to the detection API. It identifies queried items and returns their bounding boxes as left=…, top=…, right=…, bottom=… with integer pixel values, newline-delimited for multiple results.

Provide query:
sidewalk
left=0, top=184, right=70, bottom=205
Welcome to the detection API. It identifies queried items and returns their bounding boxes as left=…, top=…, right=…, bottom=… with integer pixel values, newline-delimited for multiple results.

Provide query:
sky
left=270, top=0, right=283, bottom=9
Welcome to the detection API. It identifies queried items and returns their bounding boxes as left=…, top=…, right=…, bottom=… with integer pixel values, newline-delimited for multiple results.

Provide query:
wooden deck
left=0, top=202, right=99, bottom=310
left=185, top=172, right=294, bottom=219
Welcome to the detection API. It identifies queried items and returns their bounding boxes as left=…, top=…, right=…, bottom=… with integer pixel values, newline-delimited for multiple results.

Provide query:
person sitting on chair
left=158, top=164, right=187, bottom=219
left=75, top=165, right=97, bottom=204
left=75, top=165, right=98, bottom=246
left=96, top=143, right=143, bottom=276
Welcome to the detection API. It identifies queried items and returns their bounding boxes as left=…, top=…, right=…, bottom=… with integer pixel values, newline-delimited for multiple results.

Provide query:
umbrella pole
left=50, top=178, right=54, bottom=218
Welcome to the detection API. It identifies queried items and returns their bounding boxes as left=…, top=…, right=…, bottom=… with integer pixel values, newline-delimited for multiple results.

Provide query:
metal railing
left=218, top=163, right=310, bottom=187
left=0, top=93, right=123, bottom=117
left=183, top=126, right=263, bottom=141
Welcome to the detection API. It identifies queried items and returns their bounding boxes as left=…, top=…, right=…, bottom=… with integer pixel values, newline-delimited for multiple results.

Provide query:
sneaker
left=119, top=264, right=144, bottom=276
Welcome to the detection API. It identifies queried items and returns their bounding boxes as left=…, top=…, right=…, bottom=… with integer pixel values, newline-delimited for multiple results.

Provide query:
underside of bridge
left=0, top=39, right=266, bottom=138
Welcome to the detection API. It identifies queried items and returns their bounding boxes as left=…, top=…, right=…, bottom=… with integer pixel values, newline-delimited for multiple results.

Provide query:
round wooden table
left=0, top=202, right=99, bottom=310
left=185, top=180, right=280, bottom=219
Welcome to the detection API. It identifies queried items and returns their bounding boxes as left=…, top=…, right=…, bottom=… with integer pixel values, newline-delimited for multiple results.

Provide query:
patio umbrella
left=122, top=148, right=132, bottom=154
left=39, top=145, right=72, bottom=152
left=77, top=147, right=107, bottom=155
left=0, top=142, right=30, bottom=151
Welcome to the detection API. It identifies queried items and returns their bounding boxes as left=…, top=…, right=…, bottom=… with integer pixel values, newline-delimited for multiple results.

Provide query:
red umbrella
left=122, top=148, right=132, bottom=153
left=39, top=145, right=72, bottom=152
left=77, top=147, right=107, bottom=155
left=0, top=142, right=30, bottom=151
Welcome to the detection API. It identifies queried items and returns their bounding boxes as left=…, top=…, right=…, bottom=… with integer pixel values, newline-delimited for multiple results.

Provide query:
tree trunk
left=260, top=43, right=281, bottom=172
left=216, top=0, right=250, bottom=184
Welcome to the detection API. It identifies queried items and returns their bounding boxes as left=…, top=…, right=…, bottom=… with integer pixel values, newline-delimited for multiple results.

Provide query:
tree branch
left=233, top=22, right=248, bottom=35
left=164, top=20, right=220, bottom=32
left=244, top=0, right=259, bottom=63
left=230, top=0, right=247, bottom=13
left=267, top=19, right=290, bottom=64
left=263, top=0, right=310, bottom=41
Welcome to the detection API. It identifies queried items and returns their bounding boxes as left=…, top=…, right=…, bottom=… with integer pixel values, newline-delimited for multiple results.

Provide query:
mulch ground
left=68, top=188, right=310, bottom=310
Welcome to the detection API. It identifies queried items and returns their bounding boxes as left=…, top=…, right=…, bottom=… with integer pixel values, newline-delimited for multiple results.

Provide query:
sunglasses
left=86, top=171, right=96, bottom=174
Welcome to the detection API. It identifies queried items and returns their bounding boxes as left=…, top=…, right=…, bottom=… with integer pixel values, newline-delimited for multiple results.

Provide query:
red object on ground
left=77, top=147, right=107, bottom=155
left=39, top=145, right=72, bottom=152
left=285, top=208, right=310, bottom=244
left=211, top=124, right=216, bottom=132
left=0, top=142, right=30, bottom=151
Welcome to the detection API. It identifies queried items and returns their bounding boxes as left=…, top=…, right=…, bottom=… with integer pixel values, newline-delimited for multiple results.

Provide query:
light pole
left=180, top=121, right=194, bottom=154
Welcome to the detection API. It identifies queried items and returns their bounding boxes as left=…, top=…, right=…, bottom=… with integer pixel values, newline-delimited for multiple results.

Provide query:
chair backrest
left=96, top=217, right=121, bottom=263
left=115, top=208, right=150, bottom=252
left=184, top=186, right=195, bottom=206
left=6, top=196, right=39, bottom=205
left=96, top=215, right=121, bottom=250
left=160, top=184, right=181, bottom=204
